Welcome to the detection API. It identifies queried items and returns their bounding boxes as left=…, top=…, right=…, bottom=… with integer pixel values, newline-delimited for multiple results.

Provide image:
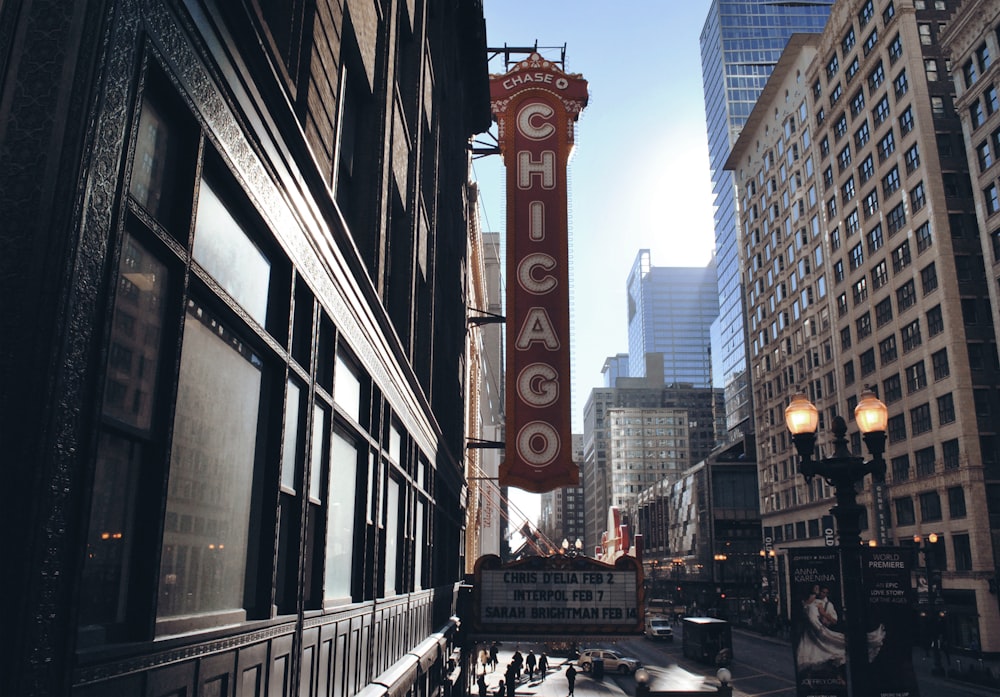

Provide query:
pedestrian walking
left=479, top=647, right=489, bottom=674
left=538, top=653, right=548, bottom=679
left=525, top=651, right=536, bottom=680
left=489, top=642, right=499, bottom=671
left=478, top=674, right=487, bottom=697
left=565, top=664, right=577, bottom=696
left=512, top=648, right=523, bottom=681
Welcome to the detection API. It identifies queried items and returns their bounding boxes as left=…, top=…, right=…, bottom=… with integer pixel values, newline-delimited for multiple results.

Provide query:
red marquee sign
left=490, top=54, right=587, bottom=493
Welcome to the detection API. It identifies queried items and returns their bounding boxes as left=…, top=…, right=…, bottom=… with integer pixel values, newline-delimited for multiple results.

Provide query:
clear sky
left=475, top=1, right=719, bottom=530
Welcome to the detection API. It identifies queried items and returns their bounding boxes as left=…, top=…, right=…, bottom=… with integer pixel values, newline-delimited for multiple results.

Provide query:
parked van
left=681, top=617, right=732, bottom=665
left=644, top=615, right=674, bottom=641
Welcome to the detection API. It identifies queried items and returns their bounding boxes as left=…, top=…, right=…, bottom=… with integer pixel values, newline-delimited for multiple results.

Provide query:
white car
left=577, top=648, right=642, bottom=675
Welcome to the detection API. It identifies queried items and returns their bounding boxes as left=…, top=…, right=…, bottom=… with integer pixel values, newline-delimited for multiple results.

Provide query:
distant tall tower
left=700, top=0, right=834, bottom=439
left=626, top=250, right=718, bottom=387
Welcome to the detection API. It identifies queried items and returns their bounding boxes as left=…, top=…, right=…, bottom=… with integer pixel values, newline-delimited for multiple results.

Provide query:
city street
left=479, top=626, right=1000, bottom=697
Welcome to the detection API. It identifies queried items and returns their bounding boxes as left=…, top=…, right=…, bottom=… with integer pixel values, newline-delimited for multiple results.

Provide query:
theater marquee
left=489, top=54, right=588, bottom=493
left=471, top=554, right=642, bottom=636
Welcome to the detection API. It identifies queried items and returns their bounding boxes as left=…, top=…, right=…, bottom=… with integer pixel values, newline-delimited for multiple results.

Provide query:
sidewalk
left=734, top=626, right=1000, bottom=693
left=473, top=646, right=628, bottom=697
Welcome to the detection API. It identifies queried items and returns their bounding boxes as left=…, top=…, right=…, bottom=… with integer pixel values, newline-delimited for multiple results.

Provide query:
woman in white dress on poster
left=796, top=585, right=886, bottom=672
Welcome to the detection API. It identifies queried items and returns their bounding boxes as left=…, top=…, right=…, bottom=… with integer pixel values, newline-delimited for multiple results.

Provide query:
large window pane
left=325, top=431, right=357, bottom=600
left=80, top=234, right=169, bottom=640
left=384, top=477, right=400, bottom=597
left=334, top=353, right=361, bottom=422
left=103, top=234, right=168, bottom=432
left=130, top=99, right=184, bottom=224
left=281, top=380, right=302, bottom=492
left=158, top=302, right=262, bottom=623
left=193, top=179, right=271, bottom=324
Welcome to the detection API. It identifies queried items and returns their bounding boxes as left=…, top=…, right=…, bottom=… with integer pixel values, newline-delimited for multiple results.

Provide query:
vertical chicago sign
left=490, top=54, right=588, bottom=492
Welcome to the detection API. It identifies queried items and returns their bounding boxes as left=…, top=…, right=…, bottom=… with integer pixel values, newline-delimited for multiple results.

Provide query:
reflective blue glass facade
left=700, top=0, right=833, bottom=438
left=626, top=250, right=718, bottom=387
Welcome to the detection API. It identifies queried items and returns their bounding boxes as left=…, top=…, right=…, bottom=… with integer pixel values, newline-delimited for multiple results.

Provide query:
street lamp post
left=672, top=558, right=684, bottom=605
left=785, top=389, right=888, bottom=697
left=914, top=533, right=945, bottom=675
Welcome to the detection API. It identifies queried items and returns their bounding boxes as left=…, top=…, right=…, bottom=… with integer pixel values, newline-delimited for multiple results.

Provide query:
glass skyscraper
left=626, top=250, right=718, bottom=387
left=700, top=0, right=833, bottom=438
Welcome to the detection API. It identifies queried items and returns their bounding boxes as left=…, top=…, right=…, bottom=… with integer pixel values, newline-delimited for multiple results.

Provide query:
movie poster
left=861, top=546, right=920, bottom=697
left=789, top=548, right=848, bottom=697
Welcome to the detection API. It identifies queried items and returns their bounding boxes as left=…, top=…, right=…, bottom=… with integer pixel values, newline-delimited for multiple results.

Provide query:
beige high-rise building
left=941, top=0, right=1000, bottom=373
left=728, top=0, right=1000, bottom=653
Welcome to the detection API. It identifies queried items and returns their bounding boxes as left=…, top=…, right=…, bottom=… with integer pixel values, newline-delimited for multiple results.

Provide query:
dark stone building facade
left=0, top=0, right=490, bottom=694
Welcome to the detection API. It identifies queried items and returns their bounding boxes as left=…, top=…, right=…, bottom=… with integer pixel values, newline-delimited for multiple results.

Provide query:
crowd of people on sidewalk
left=477, top=642, right=575, bottom=696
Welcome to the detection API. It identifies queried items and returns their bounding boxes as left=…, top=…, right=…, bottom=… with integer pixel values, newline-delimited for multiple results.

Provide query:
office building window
left=920, top=263, right=937, bottom=293
left=919, top=491, right=942, bottom=522
left=905, top=360, right=927, bottom=393
left=857, top=311, right=872, bottom=339
left=874, top=95, right=891, bottom=126
left=827, top=54, right=840, bottom=82
left=860, top=348, right=876, bottom=376
left=905, top=144, right=921, bottom=173
left=844, top=176, right=857, bottom=202
left=858, top=0, right=874, bottom=26
left=927, top=305, right=944, bottom=336
left=882, top=168, right=901, bottom=198
left=985, top=183, right=1000, bottom=215
left=841, top=326, right=853, bottom=350
left=877, top=131, right=896, bottom=162
left=851, top=90, right=866, bottom=117
left=910, top=181, right=926, bottom=211
left=875, top=297, right=893, bottom=326
left=971, top=100, right=985, bottom=129
left=839, top=144, right=853, bottom=171
left=880, top=335, right=898, bottom=365
left=947, top=485, right=966, bottom=516
left=863, top=29, right=879, bottom=56
left=894, top=70, right=908, bottom=98
left=924, top=59, right=938, bottom=82
left=964, top=58, right=978, bottom=88
left=901, top=319, right=922, bottom=352
left=894, top=496, right=914, bottom=525
left=977, top=141, right=993, bottom=171
left=892, top=455, right=910, bottom=482
left=863, top=188, right=879, bottom=218
left=954, top=535, right=972, bottom=572
left=897, top=280, right=916, bottom=310
left=937, top=393, right=955, bottom=424
left=899, top=105, right=913, bottom=134
left=886, top=414, right=906, bottom=443
left=892, top=241, right=912, bottom=272
left=915, top=446, right=936, bottom=476
left=888, top=35, right=902, bottom=64
left=842, top=27, right=856, bottom=54
left=855, top=120, right=871, bottom=148
left=846, top=208, right=860, bottom=235
left=931, top=348, right=949, bottom=380
left=860, top=154, right=875, bottom=183
left=847, top=57, right=861, bottom=83
left=850, top=241, right=864, bottom=269
left=883, top=374, right=902, bottom=403
left=887, top=203, right=906, bottom=235
left=844, top=359, right=856, bottom=385
left=915, top=222, right=932, bottom=252
left=852, top=277, right=868, bottom=305
left=830, top=83, right=844, bottom=106
left=872, top=260, right=889, bottom=289
left=943, top=439, right=960, bottom=470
